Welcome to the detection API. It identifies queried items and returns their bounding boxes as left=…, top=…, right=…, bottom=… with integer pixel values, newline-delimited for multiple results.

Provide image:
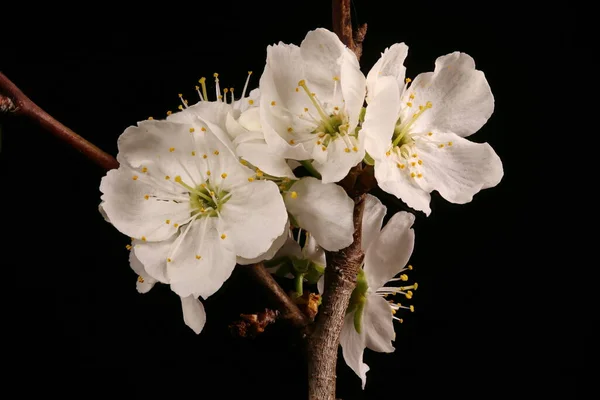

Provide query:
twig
left=332, top=0, right=367, bottom=59
left=0, top=72, right=118, bottom=171
left=0, top=70, right=307, bottom=333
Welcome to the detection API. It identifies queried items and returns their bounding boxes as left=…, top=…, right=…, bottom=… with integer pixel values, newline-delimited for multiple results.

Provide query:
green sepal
left=363, top=151, right=375, bottom=166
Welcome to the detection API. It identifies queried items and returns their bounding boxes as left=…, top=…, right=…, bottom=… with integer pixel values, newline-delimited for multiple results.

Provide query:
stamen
left=214, top=73, right=222, bottom=102
left=298, top=80, right=335, bottom=133
left=199, top=77, right=208, bottom=102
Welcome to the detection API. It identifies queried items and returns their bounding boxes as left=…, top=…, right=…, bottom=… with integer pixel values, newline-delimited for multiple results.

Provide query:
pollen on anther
left=178, top=93, right=183, bottom=98
left=304, top=107, right=309, bottom=112
left=418, top=160, right=423, bottom=165
left=201, top=127, right=207, bottom=132
left=256, top=170, right=264, bottom=177
left=448, top=141, right=453, bottom=146
left=407, top=102, right=413, bottom=107
left=196, top=255, right=201, bottom=260
left=141, top=167, right=148, bottom=173
left=221, top=173, right=227, bottom=179
left=167, top=258, right=172, bottom=263
left=138, top=276, right=144, bottom=283
left=405, top=291, right=413, bottom=299
left=410, top=172, right=416, bottom=178
left=174, top=176, right=182, bottom=183
left=287, top=127, right=293, bottom=132
left=144, top=195, right=150, bottom=200
left=191, top=151, right=196, bottom=156
left=410, top=305, right=415, bottom=312
left=203, top=154, right=208, bottom=159
left=169, top=147, right=175, bottom=152
left=397, top=163, right=405, bottom=169
left=165, top=219, right=170, bottom=224
left=417, top=173, right=423, bottom=178
left=189, top=127, right=195, bottom=133
left=411, top=162, right=416, bottom=167
left=405, top=78, right=412, bottom=83
left=165, top=175, right=170, bottom=180
left=289, top=139, right=295, bottom=144
left=132, top=175, right=138, bottom=180
left=344, top=148, right=350, bottom=153
left=248, top=99, right=254, bottom=105
left=334, top=106, right=339, bottom=111
left=412, top=154, right=417, bottom=158
left=353, top=146, right=358, bottom=152
left=409, top=93, right=415, bottom=100
left=316, top=140, right=322, bottom=145
left=126, top=244, right=132, bottom=250
left=206, top=170, right=211, bottom=176
left=178, top=105, right=183, bottom=110
left=213, top=73, right=219, bottom=78
left=321, top=146, right=327, bottom=151
left=214, top=150, right=220, bottom=155
left=290, top=191, right=298, bottom=199
left=400, top=274, right=408, bottom=281
left=386, top=151, right=391, bottom=157
left=166, top=111, right=172, bottom=116
left=438, top=144, right=445, bottom=148
left=174, top=223, right=179, bottom=228
left=295, top=87, right=299, bottom=92
left=141, top=236, right=147, bottom=241
left=148, top=116, right=153, bottom=120
left=221, top=234, right=227, bottom=240
left=248, top=177, right=254, bottom=182
left=428, top=132, right=433, bottom=136
left=271, top=101, right=276, bottom=106
left=209, top=191, right=215, bottom=197
left=333, top=76, right=339, bottom=81
left=408, top=264, right=413, bottom=270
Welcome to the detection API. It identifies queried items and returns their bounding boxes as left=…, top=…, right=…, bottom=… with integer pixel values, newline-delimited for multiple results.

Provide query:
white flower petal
left=274, top=232, right=303, bottom=259
left=100, top=167, right=191, bottom=241
left=407, top=52, right=494, bottom=138
left=300, top=28, right=345, bottom=101
left=284, top=177, right=354, bottom=251
left=340, top=311, right=370, bottom=389
left=340, top=48, right=367, bottom=133
left=362, top=75, right=401, bottom=161
left=237, top=220, right=290, bottom=265
left=366, top=42, right=409, bottom=103
left=221, top=180, right=287, bottom=259
left=303, top=234, right=326, bottom=267
left=237, top=107, right=262, bottom=132
left=416, top=132, right=503, bottom=203
left=364, top=295, right=395, bottom=353
left=180, top=295, right=206, bottom=334
left=361, top=194, right=387, bottom=252
left=313, top=137, right=363, bottom=184
left=364, top=211, right=415, bottom=290
left=234, top=134, right=296, bottom=178
left=168, top=102, right=236, bottom=150
left=129, top=250, right=157, bottom=294
left=98, top=202, right=110, bottom=223
left=374, top=154, right=432, bottom=215
left=132, top=239, right=171, bottom=283
left=317, top=275, right=325, bottom=294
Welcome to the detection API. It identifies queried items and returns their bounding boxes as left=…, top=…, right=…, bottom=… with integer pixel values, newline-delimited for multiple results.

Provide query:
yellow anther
left=295, top=87, right=299, bottom=92
left=405, top=291, right=413, bottom=299
left=410, top=305, right=415, bottom=312
left=290, top=191, right=298, bottom=199
left=400, top=274, right=408, bottom=281
left=195, top=85, right=199, bottom=90
left=386, top=151, right=391, bottom=156
left=334, top=106, right=339, bottom=111
left=333, top=76, right=339, bottom=81
left=165, top=175, right=170, bottom=180
left=174, top=176, right=182, bottom=183
left=221, top=234, right=227, bottom=240
left=353, top=146, right=358, bottom=152
left=399, top=318, right=404, bottom=323
left=169, top=147, right=175, bottom=152
left=426, top=101, right=433, bottom=108
left=408, top=265, right=413, bottom=270
left=447, top=141, right=453, bottom=146
left=144, top=195, right=149, bottom=200
left=316, top=141, right=322, bottom=145
left=209, top=191, right=215, bottom=197
left=189, top=127, right=195, bottom=133
left=240, top=159, right=248, bottom=165
left=148, top=116, right=153, bottom=120
left=248, top=99, right=254, bottom=105
left=298, top=79, right=306, bottom=86
left=413, top=283, right=419, bottom=290
left=405, top=78, right=412, bottom=83
left=271, top=101, right=276, bottom=106
left=428, top=132, right=433, bottom=136
left=248, top=177, right=254, bottom=182
left=438, top=144, right=445, bottom=148
left=206, top=170, right=211, bottom=176
left=201, top=127, right=206, bottom=132
left=344, top=148, right=351, bottom=153
left=203, top=154, right=208, bottom=159
left=410, top=172, right=416, bottom=178
left=318, top=133, right=326, bottom=138
left=287, top=127, right=293, bottom=132
left=419, top=105, right=424, bottom=111
left=417, top=173, right=423, bottom=178
left=409, top=93, right=415, bottom=100
left=167, top=258, right=172, bottom=262
left=132, top=175, right=138, bottom=180
left=173, top=223, right=179, bottom=228
left=304, top=107, right=309, bottom=112
left=198, top=77, right=206, bottom=83
left=200, top=183, right=207, bottom=188
left=289, top=139, right=295, bottom=144
left=321, top=146, right=327, bottom=151
left=256, top=170, right=264, bottom=177
left=418, top=160, right=423, bottom=165
left=191, top=151, right=196, bottom=156
left=178, top=105, right=183, bottom=110
left=165, top=219, right=170, bottom=224
left=178, top=93, right=183, bottom=98
left=213, top=150, right=220, bottom=155
left=213, top=73, right=219, bottom=78
left=221, top=173, right=227, bottom=179
left=397, top=163, right=405, bottom=169
left=126, top=244, right=132, bottom=250
left=141, top=167, right=148, bottom=173
left=196, top=255, right=201, bottom=260
left=407, top=102, right=413, bottom=107
left=411, top=162, right=416, bottom=167
left=224, top=88, right=229, bottom=94
left=167, top=111, right=172, bottom=116
left=141, top=236, right=147, bottom=241
left=412, top=154, right=417, bottom=158
left=137, top=276, right=144, bottom=283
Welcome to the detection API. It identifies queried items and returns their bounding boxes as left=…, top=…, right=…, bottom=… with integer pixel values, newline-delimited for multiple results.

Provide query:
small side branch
left=332, top=0, right=367, bottom=59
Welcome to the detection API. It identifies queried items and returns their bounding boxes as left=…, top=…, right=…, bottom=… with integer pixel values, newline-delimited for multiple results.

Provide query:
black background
left=1, top=1, right=590, bottom=398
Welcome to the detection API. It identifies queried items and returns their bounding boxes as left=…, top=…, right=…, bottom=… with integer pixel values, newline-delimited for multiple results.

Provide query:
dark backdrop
left=0, top=1, right=589, bottom=398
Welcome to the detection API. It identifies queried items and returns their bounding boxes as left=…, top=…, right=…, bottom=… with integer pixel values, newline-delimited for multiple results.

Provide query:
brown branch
left=332, top=0, right=367, bottom=59
left=246, top=262, right=311, bottom=334
left=1, top=70, right=306, bottom=336
left=0, top=71, right=118, bottom=171
left=308, top=194, right=366, bottom=400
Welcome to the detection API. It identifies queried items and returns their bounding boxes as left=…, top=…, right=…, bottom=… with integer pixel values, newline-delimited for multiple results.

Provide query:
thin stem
left=300, top=160, right=322, bottom=179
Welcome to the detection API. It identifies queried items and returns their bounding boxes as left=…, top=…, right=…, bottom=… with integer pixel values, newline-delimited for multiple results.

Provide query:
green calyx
left=188, top=182, right=229, bottom=217
left=347, top=269, right=369, bottom=334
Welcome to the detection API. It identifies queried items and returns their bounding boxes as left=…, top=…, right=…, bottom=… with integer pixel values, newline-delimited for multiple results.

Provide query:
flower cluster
left=99, top=28, right=502, bottom=387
